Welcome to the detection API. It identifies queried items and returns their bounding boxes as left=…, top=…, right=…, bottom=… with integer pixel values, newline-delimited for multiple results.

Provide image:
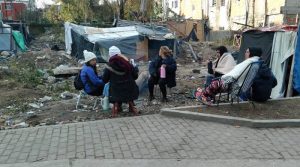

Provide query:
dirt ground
left=0, top=28, right=237, bottom=129
left=185, top=98, right=300, bottom=120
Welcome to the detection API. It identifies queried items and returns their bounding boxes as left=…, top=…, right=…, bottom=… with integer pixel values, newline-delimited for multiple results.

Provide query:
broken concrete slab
left=52, top=65, right=81, bottom=75
left=39, top=96, right=53, bottom=103
left=1, top=51, right=10, bottom=57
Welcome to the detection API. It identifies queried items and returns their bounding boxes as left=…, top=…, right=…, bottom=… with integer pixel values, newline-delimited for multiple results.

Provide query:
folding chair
left=215, top=61, right=262, bottom=105
left=76, top=90, right=100, bottom=110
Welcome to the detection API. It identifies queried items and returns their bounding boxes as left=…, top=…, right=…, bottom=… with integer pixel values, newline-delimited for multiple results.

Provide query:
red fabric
left=109, top=56, right=132, bottom=74
left=203, top=80, right=226, bottom=97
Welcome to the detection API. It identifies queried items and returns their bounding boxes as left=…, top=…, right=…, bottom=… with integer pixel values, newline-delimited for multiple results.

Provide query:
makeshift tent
left=238, top=31, right=274, bottom=65
left=65, top=22, right=175, bottom=62
left=0, top=24, right=14, bottom=51
left=239, top=26, right=298, bottom=99
left=294, top=25, right=300, bottom=95
left=3, top=20, right=31, bottom=45
left=269, top=32, right=296, bottom=98
left=0, top=24, right=13, bottom=51
left=117, top=20, right=175, bottom=60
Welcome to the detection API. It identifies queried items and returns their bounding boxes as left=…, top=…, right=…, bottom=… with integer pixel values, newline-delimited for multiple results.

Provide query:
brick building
left=0, top=1, right=26, bottom=20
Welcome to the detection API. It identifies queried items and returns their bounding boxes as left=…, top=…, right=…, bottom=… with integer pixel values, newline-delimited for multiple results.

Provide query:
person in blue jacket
left=80, top=50, right=105, bottom=96
left=148, top=46, right=177, bottom=102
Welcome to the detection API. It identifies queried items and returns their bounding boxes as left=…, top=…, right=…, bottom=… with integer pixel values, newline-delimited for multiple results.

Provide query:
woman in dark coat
left=102, top=46, right=139, bottom=117
left=148, top=46, right=177, bottom=102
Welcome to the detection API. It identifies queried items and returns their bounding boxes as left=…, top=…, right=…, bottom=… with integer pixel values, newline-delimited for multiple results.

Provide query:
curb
left=160, top=97, right=300, bottom=128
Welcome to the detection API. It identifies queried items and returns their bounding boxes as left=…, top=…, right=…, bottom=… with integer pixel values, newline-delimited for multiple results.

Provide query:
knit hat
left=109, top=46, right=121, bottom=58
left=83, top=50, right=97, bottom=63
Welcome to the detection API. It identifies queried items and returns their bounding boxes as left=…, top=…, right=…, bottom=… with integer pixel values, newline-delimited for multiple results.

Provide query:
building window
left=219, top=27, right=225, bottom=30
left=5, top=4, right=12, bottom=10
left=172, top=1, right=174, bottom=7
left=221, top=0, right=225, bottom=6
left=192, top=4, right=195, bottom=11
left=174, top=0, right=178, bottom=8
left=212, top=0, right=216, bottom=6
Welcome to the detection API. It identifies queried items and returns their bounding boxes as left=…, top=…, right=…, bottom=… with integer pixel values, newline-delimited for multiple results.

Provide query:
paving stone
left=0, top=115, right=300, bottom=164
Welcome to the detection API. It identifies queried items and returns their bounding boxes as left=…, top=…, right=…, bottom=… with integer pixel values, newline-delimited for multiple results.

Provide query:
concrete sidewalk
left=1, top=159, right=300, bottom=167
left=0, top=114, right=300, bottom=164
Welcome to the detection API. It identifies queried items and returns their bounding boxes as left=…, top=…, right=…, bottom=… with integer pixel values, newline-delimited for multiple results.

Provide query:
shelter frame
left=0, top=25, right=13, bottom=51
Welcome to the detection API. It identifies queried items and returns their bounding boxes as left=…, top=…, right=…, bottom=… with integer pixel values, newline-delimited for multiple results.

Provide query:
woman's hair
left=86, top=61, right=98, bottom=75
left=159, top=46, right=172, bottom=56
left=216, top=46, right=228, bottom=56
left=248, top=47, right=262, bottom=57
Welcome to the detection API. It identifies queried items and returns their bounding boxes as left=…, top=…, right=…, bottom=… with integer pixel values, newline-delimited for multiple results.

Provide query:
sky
left=35, top=0, right=55, bottom=9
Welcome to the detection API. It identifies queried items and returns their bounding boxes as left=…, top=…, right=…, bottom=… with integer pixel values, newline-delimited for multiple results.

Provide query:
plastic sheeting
left=95, top=37, right=140, bottom=60
left=64, top=22, right=73, bottom=54
left=270, top=32, right=296, bottom=98
left=0, top=24, right=13, bottom=51
left=65, top=23, right=142, bottom=61
left=65, top=22, right=174, bottom=62
left=70, top=29, right=94, bottom=60
left=117, top=20, right=174, bottom=40
left=12, top=31, right=27, bottom=52
left=239, top=30, right=274, bottom=65
left=294, top=26, right=300, bottom=94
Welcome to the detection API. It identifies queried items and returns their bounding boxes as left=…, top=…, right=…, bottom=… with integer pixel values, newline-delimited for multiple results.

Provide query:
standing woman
left=102, top=46, right=139, bottom=117
left=148, top=46, right=177, bottom=102
left=81, top=50, right=105, bottom=96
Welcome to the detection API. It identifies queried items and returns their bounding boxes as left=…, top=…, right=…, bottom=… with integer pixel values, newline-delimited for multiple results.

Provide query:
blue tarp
left=293, top=26, right=300, bottom=94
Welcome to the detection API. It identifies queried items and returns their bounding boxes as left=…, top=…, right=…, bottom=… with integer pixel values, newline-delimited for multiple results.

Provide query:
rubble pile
left=30, top=28, right=65, bottom=52
left=178, top=41, right=216, bottom=63
left=0, top=28, right=235, bottom=130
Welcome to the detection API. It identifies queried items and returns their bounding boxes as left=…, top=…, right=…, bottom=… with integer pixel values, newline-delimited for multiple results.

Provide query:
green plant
left=8, top=60, right=44, bottom=87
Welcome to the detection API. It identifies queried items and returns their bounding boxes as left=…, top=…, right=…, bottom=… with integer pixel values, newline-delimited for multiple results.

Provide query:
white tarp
left=86, top=27, right=139, bottom=43
left=64, top=22, right=73, bottom=54
left=64, top=22, right=140, bottom=54
left=270, top=31, right=297, bottom=99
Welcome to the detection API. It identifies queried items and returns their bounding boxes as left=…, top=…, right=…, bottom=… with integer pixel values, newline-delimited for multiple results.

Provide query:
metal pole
left=173, top=31, right=176, bottom=59
left=4, top=0, right=8, bottom=20
left=245, top=0, right=249, bottom=26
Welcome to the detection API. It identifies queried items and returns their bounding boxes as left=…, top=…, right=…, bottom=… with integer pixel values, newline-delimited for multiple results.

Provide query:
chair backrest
left=237, top=61, right=262, bottom=96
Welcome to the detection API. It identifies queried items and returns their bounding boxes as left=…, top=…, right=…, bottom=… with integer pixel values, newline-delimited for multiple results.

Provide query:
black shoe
left=161, top=97, right=169, bottom=103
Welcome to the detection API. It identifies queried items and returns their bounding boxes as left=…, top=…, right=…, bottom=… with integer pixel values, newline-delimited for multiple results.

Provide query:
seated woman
left=102, top=46, right=139, bottom=117
left=81, top=50, right=105, bottom=96
left=195, top=47, right=262, bottom=104
left=148, top=46, right=177, bottom=102
left=206, top=46, right=236, bottom=87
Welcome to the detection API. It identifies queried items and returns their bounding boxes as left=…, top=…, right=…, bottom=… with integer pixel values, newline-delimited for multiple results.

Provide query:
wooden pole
left=264, top=0, right=268, bottom=26
left=252, top=0, right=255, bottom=27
